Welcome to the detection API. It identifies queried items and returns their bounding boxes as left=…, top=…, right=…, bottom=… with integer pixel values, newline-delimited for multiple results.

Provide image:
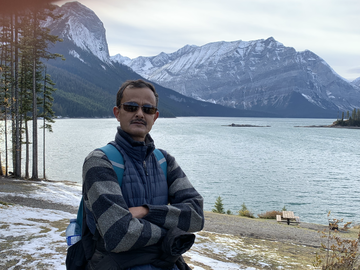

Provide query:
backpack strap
left=153, top=149, right=167, bottom=180
left=99, top=144, right=125, bottom=186
left=76, top=144, right=167, bottom=232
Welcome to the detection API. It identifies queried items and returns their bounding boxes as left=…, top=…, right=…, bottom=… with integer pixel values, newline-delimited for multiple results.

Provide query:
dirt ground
left=1, top=176, right=359, bottom=269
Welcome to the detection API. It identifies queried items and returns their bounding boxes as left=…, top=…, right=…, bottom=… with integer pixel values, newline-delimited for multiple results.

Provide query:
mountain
left=43, top=1, right=268, bottom=118
left=113, top=38, right=360, bottom=118
left=353, top=77, right=360, bottom=87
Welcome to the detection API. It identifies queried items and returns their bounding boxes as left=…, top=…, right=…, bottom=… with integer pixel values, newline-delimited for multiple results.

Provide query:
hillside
left=45, top=2, right=270, bottom=118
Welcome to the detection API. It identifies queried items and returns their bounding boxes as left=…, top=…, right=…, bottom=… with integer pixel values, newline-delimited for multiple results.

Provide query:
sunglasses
left=120, top=102, right=158, bottom=115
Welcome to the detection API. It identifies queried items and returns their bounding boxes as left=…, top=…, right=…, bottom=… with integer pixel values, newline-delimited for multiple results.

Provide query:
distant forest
left=335, top=108, right=360, bottom=127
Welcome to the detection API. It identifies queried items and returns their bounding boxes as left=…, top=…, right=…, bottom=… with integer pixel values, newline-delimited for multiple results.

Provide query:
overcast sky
left=58, top=0, right=360, bottom=81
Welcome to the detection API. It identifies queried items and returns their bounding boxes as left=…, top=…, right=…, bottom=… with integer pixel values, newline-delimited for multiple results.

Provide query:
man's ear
left=153, top=111, right=159, bottom=122
left=113, top=106, right=120, bottom=121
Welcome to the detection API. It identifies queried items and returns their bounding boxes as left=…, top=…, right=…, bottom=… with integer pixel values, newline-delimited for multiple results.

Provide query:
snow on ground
left=0, top=180, right=259, bottom=269
left=0, top=204, right=256, bottom=270
left=0, top=204, right=73, bottom=270
left=0, top=179, right=82, bottom=208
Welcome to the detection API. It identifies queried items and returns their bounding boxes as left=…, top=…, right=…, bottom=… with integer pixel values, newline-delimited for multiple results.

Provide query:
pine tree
left=212, top=196, right=225, bottom=214
left=0, top=15, right=13, bottom=177
left=0, top=3, right=62, bottom=179
left=40, top=67, right=56, bottom=179
left=352, top=108, right=356, bottom=120
left=23, top=5, right=62, bottom=179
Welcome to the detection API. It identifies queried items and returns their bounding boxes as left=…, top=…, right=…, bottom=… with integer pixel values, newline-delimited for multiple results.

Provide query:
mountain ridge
left=44, top=1, right=359, bottom=118
left=113, top=37, right=360, bottom=117
left=44, top=1, right=270, bottom=118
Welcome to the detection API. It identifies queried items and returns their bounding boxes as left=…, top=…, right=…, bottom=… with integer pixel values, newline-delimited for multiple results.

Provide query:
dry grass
left=186, top=230, right=319, bottom=269
left=258, top=210, right=282, bottom=219
left=313, top=213, right=360, bottom=270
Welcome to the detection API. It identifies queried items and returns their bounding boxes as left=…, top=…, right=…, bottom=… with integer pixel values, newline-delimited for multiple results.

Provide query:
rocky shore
left=0, top=176, right=326, bottom=247
left=1, top=176, right=358, bottom=269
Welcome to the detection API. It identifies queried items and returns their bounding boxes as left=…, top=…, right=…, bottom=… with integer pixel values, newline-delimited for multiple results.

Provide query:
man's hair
left=116, top=79, right=159, bottom=107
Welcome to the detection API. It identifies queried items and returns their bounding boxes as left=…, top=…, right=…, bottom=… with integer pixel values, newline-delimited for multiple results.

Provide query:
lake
left=25, top=117, right=360, bottom=225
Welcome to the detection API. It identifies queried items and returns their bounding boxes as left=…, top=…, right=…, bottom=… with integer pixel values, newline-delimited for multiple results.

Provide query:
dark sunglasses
left=120, top=102, right=158, bottom=115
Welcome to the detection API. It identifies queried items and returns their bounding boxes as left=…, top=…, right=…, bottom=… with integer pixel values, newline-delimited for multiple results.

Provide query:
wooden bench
left=276, top=211, right=300, bottom=225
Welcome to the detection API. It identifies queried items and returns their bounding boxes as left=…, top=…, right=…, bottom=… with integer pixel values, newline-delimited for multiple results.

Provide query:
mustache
left=130, top=119, right=147, bottom=125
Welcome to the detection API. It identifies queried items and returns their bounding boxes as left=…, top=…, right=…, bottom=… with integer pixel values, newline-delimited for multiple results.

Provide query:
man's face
left=113, top=87, right=159, bottom=141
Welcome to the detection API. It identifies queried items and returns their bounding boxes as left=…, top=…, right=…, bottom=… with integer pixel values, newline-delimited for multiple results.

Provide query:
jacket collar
left=115, top=127, right=155, bottom=161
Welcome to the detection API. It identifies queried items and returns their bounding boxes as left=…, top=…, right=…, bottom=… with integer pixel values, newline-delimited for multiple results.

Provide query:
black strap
left=81, top=201, right=99, bottom=261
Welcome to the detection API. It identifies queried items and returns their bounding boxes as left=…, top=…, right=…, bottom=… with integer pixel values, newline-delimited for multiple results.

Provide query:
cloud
left=348, top=67, right=360, bottom=74
left=59, top=0, right=360, bottom=79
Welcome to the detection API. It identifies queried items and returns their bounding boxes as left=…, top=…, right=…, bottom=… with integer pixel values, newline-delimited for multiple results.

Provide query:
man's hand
left=129, top=206, right=149, bottom=218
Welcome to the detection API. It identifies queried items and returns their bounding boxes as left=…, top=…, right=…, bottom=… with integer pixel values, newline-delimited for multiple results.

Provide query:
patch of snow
left=351, top=77, right=360, bottom=86
left=186, top=251, right=256, bottom=270
left=0, top=204, right=73, bottom=270
left=0, top=180, right=82, bottom=207
left=111, top=53, right=132, bottom=65
left=168, top=95, right=186, bottom=102
left=69, top=50, right=85, bottom=63
left=326, top=90, right=335, bottom=99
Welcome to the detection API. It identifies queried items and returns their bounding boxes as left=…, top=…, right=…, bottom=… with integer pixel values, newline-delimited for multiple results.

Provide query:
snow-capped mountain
left=43, top=1, right=110, bottom=63
left=114, top=37, right=360, bottom=116
left=353, top=77, right=360, bottom=87
left=44, top=1, right=359, bottom=118
left=43, top=2, right=261, bottom=118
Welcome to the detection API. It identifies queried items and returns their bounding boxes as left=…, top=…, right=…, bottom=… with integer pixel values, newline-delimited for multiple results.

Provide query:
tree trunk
left=25, top=120, right=29, bottom=179
left=31, top=12, right=38, bottom=180
left=14, top=12, right=21, bottom=177
left=10, top=15, right=15, bottom=176
left=32, top=57, right=38, bottom=180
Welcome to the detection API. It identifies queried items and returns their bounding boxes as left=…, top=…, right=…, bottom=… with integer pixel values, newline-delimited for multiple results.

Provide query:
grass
left=0, top=201, right=14, bottom=206
left=186, top=230, right=319, bottom=269
left=313, top=214, right=360, bottom=269
left=258, top=210, right=282, bottom=219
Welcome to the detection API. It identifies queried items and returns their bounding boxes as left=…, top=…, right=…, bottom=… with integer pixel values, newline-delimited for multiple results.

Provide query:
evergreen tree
left=212, top=196, right=225, bottom=214
left=0, top=15, right=13, bottom=177
left=40, top=66, right=56, bottom=179
left=24, top=5, right=62, bottom=179
left=352, top=108, right=356, bottom=120
left=0, top=4, right=62, bottom=179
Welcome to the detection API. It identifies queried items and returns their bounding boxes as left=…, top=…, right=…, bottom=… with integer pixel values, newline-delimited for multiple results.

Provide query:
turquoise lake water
left=35, top=117, right=360, bottom=225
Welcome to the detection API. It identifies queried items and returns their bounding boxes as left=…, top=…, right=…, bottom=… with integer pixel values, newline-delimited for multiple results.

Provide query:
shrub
left=238, top=203, right=254, bottom=218
left=258, top=210, right=282, bottom=219
left=212, top=196, right=225, bottom=214
left=313, top=212, right=360, bottom=269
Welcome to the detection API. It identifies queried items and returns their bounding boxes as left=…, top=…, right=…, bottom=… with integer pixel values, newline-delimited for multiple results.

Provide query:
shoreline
left=1, top=176, right=357, bottom=248
left=1, top=176, right=359, bottom=269
left=295, top=125, right=360, bottom=129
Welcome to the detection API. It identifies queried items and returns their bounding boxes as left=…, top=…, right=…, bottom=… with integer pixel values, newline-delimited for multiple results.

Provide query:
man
left=82, top=79, right=204, bottom=270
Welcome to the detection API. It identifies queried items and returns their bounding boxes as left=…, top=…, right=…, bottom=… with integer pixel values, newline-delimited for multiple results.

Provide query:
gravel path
left=204, top=212, right=327, bottom=248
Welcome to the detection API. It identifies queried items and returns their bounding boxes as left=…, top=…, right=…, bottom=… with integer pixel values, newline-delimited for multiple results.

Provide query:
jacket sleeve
left=82, top=149, right=166, bottom=253
left=143, top=151, right=205, bottom=233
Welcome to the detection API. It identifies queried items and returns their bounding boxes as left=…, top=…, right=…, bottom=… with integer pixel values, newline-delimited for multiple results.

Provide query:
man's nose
left=135, top=107, right=144, bottom=118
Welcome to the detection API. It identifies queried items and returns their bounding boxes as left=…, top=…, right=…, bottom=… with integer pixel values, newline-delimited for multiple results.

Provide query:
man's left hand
left=129, top=206, right=149, bottom=218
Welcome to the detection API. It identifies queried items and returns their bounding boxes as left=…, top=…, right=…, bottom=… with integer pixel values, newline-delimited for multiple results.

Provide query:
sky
left=56, top=0, right=360, bottom=81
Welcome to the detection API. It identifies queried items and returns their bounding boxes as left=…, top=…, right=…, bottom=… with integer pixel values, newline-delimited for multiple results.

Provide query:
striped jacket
left=82, top=128, right=204, bottom=255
